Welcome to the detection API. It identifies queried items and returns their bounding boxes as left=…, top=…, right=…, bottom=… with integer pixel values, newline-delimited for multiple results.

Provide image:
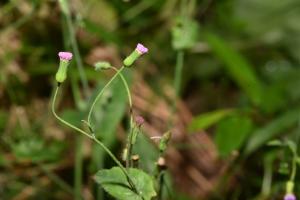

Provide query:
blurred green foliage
left=1, top=0, right=300, bottom=199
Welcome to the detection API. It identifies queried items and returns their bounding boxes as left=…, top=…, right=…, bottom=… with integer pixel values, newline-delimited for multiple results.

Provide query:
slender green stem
left=52, top=86, right=93, bottom=139
left=169, top=50, right=184, bottom=128
left=51, top=86, right=137, bottom=192
left=290, top=155, right=297, bottom=181
left=59, top=2, right=88, bottom=196
left=87, top=66, right=125, bottom=126
left=110, top=67, right=134, bottom=168
left=60, top=0, right=89, bottom=97
left=111, top=67, right=133, bottom=109
left=174, top=50, right=184, bottom=98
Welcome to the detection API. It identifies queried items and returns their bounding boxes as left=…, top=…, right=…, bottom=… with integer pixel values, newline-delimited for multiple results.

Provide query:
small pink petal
left=136, top=43, right=148, bottom=55
left=58, top=52, right=73, bottom=61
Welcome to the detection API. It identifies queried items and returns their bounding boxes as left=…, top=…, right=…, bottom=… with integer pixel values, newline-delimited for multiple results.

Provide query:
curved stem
left=51, top=86, right=137, bottom=192
left=52, top=86, right=93, bottom=139
left=111, top=67, right=133, bottom=109
left=87, top=66, right=125, bottom=126
left=110, top=67, right=134, bottom=168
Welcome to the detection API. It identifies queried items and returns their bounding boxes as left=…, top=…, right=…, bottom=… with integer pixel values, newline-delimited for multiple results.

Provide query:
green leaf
left=189, top=109, right=234, bottom=132
left=215, top=115, right=253, bottom=157
left=245, top=108, right=300, bottom=155
left=204, top=32, right=263, bottom=106
left=171, top=17, right=199, bottom=50
left=94, top=167, right=156, bottom=200
left=132, top=133, right=159, bottom=172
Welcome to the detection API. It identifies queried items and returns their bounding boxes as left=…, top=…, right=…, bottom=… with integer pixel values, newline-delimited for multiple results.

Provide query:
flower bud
left=94, top=61, right=112, bottom=70
left=55, top=52, right=73, bottom=83
left=123, top=43, right=148, bottom=67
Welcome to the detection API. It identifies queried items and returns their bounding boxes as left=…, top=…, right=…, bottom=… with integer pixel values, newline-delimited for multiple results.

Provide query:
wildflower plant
left=51, top=44, right=170, bottom=200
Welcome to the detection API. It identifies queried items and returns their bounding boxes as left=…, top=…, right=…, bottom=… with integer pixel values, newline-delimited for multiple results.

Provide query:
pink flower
left=136, top=43, right=148, bottom=55
left=58, top=52, right=73, bottom=61
left=284, top=194, right=296, bottom=200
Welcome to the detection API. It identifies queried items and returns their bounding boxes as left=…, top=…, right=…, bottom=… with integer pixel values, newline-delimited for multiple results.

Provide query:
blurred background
left=1, top=0, right=300, bottom=199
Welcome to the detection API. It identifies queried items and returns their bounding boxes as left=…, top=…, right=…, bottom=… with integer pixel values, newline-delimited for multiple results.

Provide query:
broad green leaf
left=189, top=109, right=234, bottom=132
left=204, top=32, right=263, bottom=106
left=245, top=108, right=300, bottom=155
left=94, top=167, right=156, bottom=200
left=215, top=115, right=253, bottom=157
left=172, top=17, right=199, bottom=50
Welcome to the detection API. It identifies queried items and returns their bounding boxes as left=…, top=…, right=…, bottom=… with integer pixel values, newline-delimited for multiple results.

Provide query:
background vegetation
left=1, top=0, right=300, bottom=199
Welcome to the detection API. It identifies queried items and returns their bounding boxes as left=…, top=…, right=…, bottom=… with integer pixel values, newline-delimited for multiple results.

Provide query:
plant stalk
left=52, top=86, right=137, bottom=192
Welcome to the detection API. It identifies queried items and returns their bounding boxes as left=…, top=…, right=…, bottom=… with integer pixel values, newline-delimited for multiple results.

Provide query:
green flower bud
left=94, top=61, right=112, bottom=70
left=56, top=60, right=70, bottom=83
left=124, top=50, right=140, bottom=67
left=55, top=52, right=73, bottom=84
left=123, top=43, right=148, bottom=67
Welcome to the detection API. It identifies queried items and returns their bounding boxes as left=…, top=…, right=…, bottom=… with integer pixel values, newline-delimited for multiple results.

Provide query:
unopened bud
left=94, top=61, right=112, bottom=70
left=159, top=131, right=171, bottom=153
left=123, top=43, right=148, bottom=67
left=55, top=52, right=73, bottom=83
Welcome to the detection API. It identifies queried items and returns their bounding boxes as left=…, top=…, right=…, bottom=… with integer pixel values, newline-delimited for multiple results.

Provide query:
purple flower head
left=135, top=115, right=145, bottom=127
left=284, top=194, right=296, bottom=200
left=58, top=52, right=73, bottom=61
left=135, top=43, right=148, bottom=55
